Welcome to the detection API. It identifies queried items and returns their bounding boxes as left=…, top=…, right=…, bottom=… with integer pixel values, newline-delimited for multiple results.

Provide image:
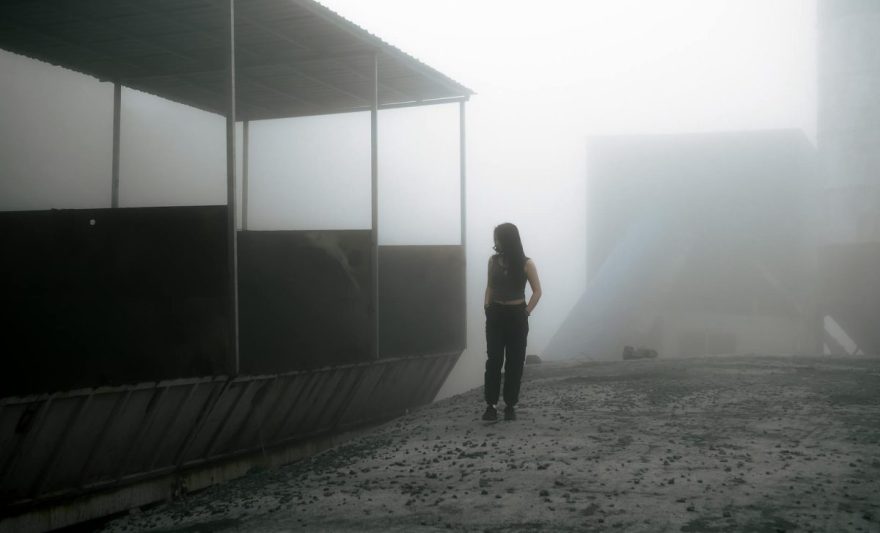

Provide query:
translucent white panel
left=236, top=121, right=244, bottom=229
left=378, top=104, right=461, bottom=244
left=0, top=50, right=112, bottom=211
left=120, top=88, right=226, bottom=207
left=246, top=113, right=370, bottom=230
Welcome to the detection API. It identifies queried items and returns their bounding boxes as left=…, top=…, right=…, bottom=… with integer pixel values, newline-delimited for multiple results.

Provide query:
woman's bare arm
left=485, top=257, right=493, bottom=307
left=525, top=259, right=542, bottom=315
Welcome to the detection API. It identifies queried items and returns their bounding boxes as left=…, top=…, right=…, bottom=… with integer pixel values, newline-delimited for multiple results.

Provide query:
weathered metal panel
left=294, top=368, right=353, bottom=437
left=410, top=355, right=448, bottom=407
left=0, top=403, right=27, bottom=469
left=2, top=396, right=81, bottom=501
left=273, top=370, right=339, bottom=441
left=378, top=246, right=466, bottom=357
left=125, top=385, right=203, bottom=475
left=258, top=374, right=312, bottom=444
left=202, top=379, right=268, bottom=459
left=424, top=354, right=461, bottom=405
left=0, top=206, right=230, bottom=397
left=114, top=386, right=175, bottom=479
left=146, top=383, right=211, bottom=471
left=0, top=402, right=34, bottom=501
left=178, top=381, right=248, bottom=465
left=78, top=389, right=137, bottom=487
left=238, top=231, right=372, bottom=374
left=223, top=379, right=277, bottom=454
left=392, top=357, right=433, bottom=410
left=435, top=355, right=462, bottom=399
left=39, top=392, right=117, bottom=495
left=413, top=356, right=451, bottom=407
left=312, top=366, right=367, bottom=434
left=0, top=353, right=463, bottom=518
left=336, top=364, right=393, bottom=428
left=365, top=358, right=418, bottom=421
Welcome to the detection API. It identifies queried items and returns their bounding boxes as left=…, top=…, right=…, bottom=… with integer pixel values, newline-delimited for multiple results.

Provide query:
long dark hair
left=493, top=223, right=527, bottom=282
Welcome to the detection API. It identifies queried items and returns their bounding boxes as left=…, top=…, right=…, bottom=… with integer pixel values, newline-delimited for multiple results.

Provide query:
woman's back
left=489, top=254, right=529, bottom=302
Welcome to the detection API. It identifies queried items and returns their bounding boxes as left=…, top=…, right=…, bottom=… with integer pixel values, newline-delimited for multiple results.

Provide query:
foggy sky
left=317, top=0, right=817, bottom=398
left=0, top=0, right=817, bottom=399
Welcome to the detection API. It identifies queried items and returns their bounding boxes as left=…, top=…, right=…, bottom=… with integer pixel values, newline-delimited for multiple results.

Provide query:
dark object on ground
left=482, top=405, right=498, bottom=421
left=623, top=346, right=658, bottom=360
left=525, top=354, right=542, bottom=365
left=504, top=406, right=516, bottom=421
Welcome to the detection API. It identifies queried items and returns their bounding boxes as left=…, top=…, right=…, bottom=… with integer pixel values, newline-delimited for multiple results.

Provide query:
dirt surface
left=102, top=355, right=880, bottom=532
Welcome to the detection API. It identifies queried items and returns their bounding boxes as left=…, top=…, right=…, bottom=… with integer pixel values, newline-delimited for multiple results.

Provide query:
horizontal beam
left=239, top=95, right=470, bottom=122
left=375, top=96, right=471, bottom=111
left=116, top=50, right=376, bottom=83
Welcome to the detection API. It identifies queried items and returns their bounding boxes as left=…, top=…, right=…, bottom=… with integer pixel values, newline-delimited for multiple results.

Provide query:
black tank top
left=489, top=254, right=529, bottom=301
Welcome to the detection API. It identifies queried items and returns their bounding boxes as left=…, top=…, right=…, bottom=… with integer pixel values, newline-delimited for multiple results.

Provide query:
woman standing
left=483, top=223, right=542, bottom=421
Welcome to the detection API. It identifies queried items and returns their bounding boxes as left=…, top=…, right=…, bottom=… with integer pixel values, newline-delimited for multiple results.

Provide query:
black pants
left=484, top=302, right=529, bottom=406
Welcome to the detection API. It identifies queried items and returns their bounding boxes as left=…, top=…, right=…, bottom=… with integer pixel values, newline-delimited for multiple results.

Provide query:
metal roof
left=0, top=0, right=473, bottom=121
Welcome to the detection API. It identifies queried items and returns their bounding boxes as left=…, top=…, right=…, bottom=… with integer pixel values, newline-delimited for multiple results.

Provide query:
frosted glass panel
left=247, top=113, right=370, bottom=230
left=0, top=50, right=112, bottom=211
left=120, top=88, right=226, bottom=207
left=378, top=104, right=460, bottom=245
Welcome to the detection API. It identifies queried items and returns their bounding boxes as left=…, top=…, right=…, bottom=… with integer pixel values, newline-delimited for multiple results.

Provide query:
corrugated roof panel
left=0, top=0, right=472, bottom=120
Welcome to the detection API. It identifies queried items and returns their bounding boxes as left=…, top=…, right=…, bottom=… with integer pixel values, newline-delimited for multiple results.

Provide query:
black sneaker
left=504, top=405, right=516, bottom=421
left=482, top=405, right=498, bottom=421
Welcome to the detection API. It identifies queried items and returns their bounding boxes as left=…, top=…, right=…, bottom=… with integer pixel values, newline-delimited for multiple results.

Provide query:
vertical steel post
left=242, top=120, right=249, bottom=231
left=226, top=0, right=240, bottom=374
left=459, top=100, right=467, bottom=350
left=371, top=53, right=380, bottom=360
left=111, top=82, right=121, bottom=208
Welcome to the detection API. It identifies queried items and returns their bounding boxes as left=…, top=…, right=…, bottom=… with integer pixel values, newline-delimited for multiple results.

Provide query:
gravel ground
left=101, top=355, right=880, bottom=532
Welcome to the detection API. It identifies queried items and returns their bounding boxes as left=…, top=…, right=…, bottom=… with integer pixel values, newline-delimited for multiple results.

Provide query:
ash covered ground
left=102, top=356, right=880, bottom=532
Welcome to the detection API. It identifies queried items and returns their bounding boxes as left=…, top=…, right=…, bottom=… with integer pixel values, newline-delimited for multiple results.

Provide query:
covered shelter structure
left=0, top=1, right=472, bottom=530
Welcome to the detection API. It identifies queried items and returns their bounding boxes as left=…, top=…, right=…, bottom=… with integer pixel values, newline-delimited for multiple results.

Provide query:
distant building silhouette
left=546, top=130, right=819, bottom=360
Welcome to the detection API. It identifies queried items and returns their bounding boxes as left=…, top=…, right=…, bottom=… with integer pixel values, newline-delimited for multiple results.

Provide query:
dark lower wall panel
left=378, top=245, right=465, bottom=358
left=0, top=352, right=461, bottom=523
left=0, top=207, right=230, bottom=396
left=237, top=230, right=372, bottom=374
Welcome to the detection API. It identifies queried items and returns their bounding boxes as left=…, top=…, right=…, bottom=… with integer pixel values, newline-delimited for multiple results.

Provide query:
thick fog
left=0, top=1, right=817, bottom=399
left=318, top=0, right=817, bottom=398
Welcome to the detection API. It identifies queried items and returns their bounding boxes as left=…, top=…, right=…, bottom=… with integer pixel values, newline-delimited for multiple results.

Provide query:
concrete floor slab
left=101, top=355, right=880, bottom=532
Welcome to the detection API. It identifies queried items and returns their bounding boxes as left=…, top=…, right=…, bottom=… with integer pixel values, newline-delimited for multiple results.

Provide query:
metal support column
left=226, top=0, right=240, bottom=374
left=242, top=120, right=249, bottom=231
left=111, top=82, right=121, bottom=208
left=459, top=100, right=467, bottom=350
left=371, top=53, right=379, bottom=360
